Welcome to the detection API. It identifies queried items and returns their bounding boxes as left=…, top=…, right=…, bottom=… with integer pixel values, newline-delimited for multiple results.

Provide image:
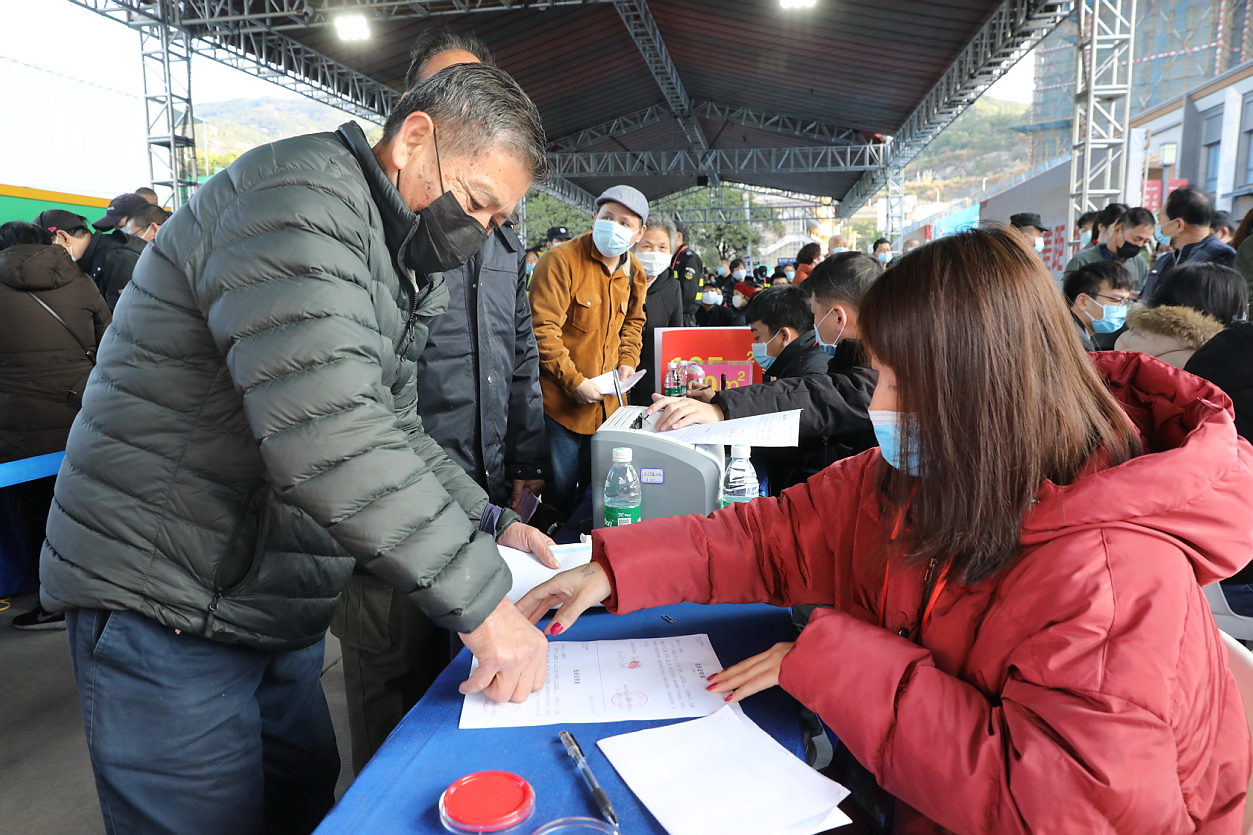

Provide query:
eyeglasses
left=1093, top=292, right=1131, bottom=307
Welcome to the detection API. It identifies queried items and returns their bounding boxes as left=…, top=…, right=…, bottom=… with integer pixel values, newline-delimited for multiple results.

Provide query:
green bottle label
left=605, top=505, right=642, bottom=526
left=720, top=495, right=754, bottom=509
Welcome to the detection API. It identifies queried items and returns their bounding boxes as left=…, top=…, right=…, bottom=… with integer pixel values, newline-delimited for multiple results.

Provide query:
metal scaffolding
left=1065, top=0, right=1136, bottom=254
left=548, top=145, right=885, bottom=178
left=138, top=2, right=199, bottom=208
left=546, top=101, right=871, bottom=153
left=611, top=0, right=719, bottom=186
left=885, top=169, right=905, bottom=249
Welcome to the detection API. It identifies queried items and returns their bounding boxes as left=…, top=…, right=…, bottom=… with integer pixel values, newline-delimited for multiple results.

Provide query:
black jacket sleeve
left=712, top=343, right=878, bottom=445
left=97, top=244, right=142, bottom=311
left=504, top=237, right=550, bottom=483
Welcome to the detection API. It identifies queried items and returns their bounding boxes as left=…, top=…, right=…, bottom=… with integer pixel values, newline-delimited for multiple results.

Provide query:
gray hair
left=647, top=212, right=677, bottom=251
left=383, top=63, right=549, bottom=183
left=404, top=27, right=494, bottom=89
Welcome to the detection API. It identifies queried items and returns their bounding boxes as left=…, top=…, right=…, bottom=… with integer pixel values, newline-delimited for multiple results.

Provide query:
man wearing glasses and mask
left=40, top=64, right=557, bottom=834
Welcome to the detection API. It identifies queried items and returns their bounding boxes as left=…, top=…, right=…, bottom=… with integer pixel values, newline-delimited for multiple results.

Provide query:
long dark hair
left=858, top=224, right=1141, bottom=585
left=1149, top=262, right=1249, bottom=325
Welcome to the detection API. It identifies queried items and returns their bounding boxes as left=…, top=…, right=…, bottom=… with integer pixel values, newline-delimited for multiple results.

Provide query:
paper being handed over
left=459, top=634, right=728, bottom=729
left=589, top=368, right=647, bottom=395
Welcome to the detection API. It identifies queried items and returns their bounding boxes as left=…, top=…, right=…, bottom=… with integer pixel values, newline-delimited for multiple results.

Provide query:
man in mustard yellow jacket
left=529, top=185, right=648, bottom=518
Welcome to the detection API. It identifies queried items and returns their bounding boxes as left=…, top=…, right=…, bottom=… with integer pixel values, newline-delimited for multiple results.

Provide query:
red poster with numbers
left=652, top=327, right=763, bottom=396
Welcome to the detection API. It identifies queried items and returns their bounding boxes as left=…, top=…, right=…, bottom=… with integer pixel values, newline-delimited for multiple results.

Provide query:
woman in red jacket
left=519, top=225, right=1253, bottom=834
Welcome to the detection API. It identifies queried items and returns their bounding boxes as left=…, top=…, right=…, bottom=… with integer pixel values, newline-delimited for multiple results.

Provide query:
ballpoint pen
left=559, top=729, right=618, bottom=829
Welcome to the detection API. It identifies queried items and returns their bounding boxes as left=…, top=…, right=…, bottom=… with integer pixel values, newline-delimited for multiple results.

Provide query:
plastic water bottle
left=720, top=444, right=759, bottom=508
left=604, top=447, right=643, bottom=527
left=663, top=361, right=684, bottom=397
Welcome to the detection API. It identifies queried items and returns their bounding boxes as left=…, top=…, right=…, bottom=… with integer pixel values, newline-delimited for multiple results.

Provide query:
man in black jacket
left=331, top=31, right=552, bottom=774
left=1142, top=187, right=1236, bottom=299
left=35, top=209, right=146, bottom=310
left=744, top=285, right=829, bottom=382
left=650, top=252, right=881, bottom=494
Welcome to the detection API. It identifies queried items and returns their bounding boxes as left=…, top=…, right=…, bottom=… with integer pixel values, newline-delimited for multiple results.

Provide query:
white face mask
left=731, top=294, right=746, bottom=308
left=592, top=218, right=635, bottom=258
left=731, top=268, right=747, bottom=281
left=635, top=250, right=671, bottom=278
left=1033, top=237, right=1045, bottom=253
left=702, top=290, right=723, bottom=305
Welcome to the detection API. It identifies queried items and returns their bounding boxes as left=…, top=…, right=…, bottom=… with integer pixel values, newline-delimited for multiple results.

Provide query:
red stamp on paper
left=628, top=660, right=641, bottom=669
left=611, top=691, right=648, bottom=709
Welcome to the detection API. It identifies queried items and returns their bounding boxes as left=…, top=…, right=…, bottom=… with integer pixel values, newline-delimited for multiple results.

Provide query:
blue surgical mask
left=785, top=269, right=795, bottom=279
left=1080, top=230, right=1093, bottom=247
left=525, top=262, right=536, bottom=275
left=1091, top=303, right=1127, bottom=333
left=877, top=252, right=892, bottom=264
left=717, top=265, right=728, bottom=276
left=1153, top=224, right=1172, bottom=248
left=813, top=308, right=845, bottom=357
left=751, top=331, right=780, bottom=370
left=592, top=218, right=635, bottom=258
left=731, top=268, right=747, bottom=281
left=830, top=247, right=848, bottom=254
left=869, top=410, right=924, bottom=476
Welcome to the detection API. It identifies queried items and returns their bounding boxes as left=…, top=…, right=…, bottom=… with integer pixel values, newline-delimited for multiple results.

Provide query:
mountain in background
left=197, top=97, right=380, bottom=158
left=902, top=95, right=1032, bottom=203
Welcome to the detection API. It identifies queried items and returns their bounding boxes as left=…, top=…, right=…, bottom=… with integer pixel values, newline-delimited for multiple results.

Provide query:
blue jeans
left=66, top=608, right=339, bottom=835
left=544, top=415, right=592, bottom=517
left=1224, top=584, right=1253, bottom=617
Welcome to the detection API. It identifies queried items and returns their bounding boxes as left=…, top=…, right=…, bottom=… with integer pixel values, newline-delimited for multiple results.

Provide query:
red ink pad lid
left=439, top=771, right=536, bottom=833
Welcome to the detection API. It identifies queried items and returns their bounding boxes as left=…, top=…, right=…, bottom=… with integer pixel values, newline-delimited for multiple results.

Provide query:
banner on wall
left=652, top=327, right=763, bottom=396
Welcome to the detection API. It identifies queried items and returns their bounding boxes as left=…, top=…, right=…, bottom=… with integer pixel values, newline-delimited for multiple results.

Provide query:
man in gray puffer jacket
left=41, top=64, right=555, bottom=835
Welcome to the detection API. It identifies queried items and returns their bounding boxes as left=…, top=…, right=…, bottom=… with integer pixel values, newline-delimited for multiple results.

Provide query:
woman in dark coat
left=0, top=221, right=110, bottom=628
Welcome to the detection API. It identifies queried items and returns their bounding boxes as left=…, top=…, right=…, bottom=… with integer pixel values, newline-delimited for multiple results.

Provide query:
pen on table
left=559, top=729, right=618, bottom=828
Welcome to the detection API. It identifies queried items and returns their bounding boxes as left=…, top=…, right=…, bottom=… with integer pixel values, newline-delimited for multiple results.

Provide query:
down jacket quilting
left=41, top=123, right=514, bottom=649
left=592, top=351, right=1253, bottom=834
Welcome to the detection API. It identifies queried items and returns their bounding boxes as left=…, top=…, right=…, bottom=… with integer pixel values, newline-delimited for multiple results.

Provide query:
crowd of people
left=4, top=24, right=1253, bottom=835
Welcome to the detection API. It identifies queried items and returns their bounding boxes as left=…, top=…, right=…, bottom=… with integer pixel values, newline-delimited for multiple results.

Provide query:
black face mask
left=398, top=130, right=492, bottom=276
left=1115, top=240, right=1143, bottom=260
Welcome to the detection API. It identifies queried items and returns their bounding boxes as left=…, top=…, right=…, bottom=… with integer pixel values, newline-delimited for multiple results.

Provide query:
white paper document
left=659, top=408, right=802, bottom=447
left=459, top=634, right=728, bottom=729
left=498, top=542, right=593, bottom=604
left=589, top=368, right=647, bottom=395
left=598, top=706, right=852, bottom=835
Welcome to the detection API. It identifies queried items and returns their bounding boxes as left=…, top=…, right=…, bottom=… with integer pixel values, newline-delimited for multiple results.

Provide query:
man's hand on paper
left=705, top=642, right=795, bottom=703
left=517, top=560, right=612, bottom=636
left=497, top=521, right=560, bottom=570
left=617, top=364, right=636, bottom=382
left=647, top=393, right=725, bottom=431
left=459, top=596, right=549, bottom=703
left=573, top=378, right=605, bottom=405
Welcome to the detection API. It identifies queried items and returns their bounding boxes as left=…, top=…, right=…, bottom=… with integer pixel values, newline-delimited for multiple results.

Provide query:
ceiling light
left=335, top=14, right=370, bottom=41
left=780, top=0, right=817, bottom=7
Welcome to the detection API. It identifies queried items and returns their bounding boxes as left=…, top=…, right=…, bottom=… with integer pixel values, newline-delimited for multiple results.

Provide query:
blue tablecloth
left=317, top=602, right=805, bottom=834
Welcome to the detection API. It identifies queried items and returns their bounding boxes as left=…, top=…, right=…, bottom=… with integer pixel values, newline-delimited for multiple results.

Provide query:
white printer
left=591, top=405, right=725, bottom=527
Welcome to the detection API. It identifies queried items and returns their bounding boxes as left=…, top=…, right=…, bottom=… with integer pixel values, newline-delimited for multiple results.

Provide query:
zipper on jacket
left=913, top=557, right=940, bottom=643
left=209, top=593, right=222, bottom=612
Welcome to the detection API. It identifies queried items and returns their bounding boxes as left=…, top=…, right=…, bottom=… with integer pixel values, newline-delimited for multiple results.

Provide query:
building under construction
left=1029, top=1, right=1251, bottom=165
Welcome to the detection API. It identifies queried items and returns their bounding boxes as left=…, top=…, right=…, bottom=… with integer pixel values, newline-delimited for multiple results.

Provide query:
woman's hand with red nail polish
left=705, top=641, right=795, bottom=703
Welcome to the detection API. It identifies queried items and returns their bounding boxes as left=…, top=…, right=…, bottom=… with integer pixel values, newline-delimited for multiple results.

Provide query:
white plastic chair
left=1220, top=631, right=1253, bottom=835
left=1206, top=584, right=1253, bottom=642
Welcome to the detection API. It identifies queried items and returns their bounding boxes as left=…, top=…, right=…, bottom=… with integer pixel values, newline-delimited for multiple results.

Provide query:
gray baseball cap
left=594, top=185, right=649, bottom=225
